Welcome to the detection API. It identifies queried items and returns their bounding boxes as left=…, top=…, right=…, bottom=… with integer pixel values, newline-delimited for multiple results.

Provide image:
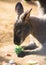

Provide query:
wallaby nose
left=14, top=36, right=21, bottom=45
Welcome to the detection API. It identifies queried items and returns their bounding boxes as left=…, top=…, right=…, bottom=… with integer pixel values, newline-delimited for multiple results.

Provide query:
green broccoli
left=15, top=45, right=24, bottom=54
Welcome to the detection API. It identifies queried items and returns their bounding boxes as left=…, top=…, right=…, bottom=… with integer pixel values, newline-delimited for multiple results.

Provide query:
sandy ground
left=0, top=0, right=46, bottom=65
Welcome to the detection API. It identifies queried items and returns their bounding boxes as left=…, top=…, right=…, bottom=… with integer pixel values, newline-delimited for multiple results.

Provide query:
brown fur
left=14, top=2, right=46, bottom=50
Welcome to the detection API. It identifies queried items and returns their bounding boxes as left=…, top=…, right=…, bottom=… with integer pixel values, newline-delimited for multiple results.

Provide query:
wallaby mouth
left=14, top=35, right=21, bottom=45
left=14, top=35, right=24, bottom=45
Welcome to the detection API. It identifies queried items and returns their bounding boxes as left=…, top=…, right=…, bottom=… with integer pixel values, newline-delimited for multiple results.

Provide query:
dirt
left=0, top=0, right=46, bottom=65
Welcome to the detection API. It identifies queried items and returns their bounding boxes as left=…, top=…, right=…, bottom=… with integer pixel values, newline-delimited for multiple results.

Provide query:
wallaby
left=14, top=2, right=46, bottom=51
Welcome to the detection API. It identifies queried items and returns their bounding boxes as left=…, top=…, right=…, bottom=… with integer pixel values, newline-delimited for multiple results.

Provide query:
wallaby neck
left=30, top=16, right=46, bottom=44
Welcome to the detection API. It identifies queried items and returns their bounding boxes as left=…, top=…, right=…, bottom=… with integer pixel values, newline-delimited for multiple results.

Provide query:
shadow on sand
left=0, top=56, right=9, bottom=63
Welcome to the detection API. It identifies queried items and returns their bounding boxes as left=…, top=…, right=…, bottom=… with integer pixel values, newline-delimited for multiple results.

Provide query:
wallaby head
left=14, top=2, right=32, bottom=45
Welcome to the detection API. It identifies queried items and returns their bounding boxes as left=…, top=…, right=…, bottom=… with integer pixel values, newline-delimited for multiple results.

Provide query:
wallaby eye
left=17, top=30, right=21, bottom=35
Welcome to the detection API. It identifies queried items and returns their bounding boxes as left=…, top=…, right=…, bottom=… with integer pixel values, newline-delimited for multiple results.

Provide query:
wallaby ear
left=25, top=8, right=32, bottom=21
left=15, top=2, right=24, bottom=16
left=21, top=8, right=32, bottom=22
